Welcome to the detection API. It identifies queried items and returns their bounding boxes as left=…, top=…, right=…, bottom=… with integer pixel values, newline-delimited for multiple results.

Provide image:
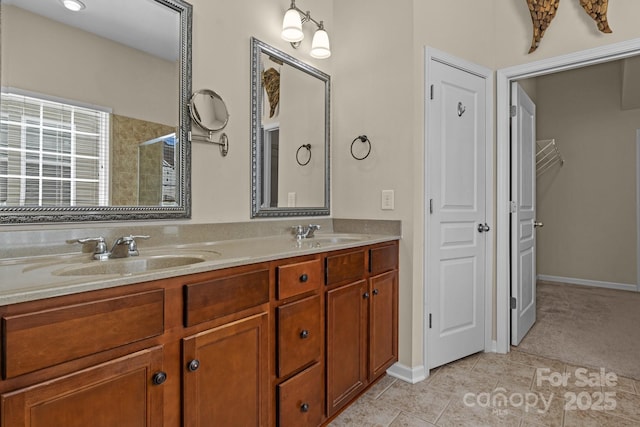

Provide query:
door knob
left=477, top=223, right=490, bottom=233
left=534, top=221, right=544, bottom=228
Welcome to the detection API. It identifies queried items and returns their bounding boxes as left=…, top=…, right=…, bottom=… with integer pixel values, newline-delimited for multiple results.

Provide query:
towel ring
left=350, top=135, right=371, bottom=160
left=296, top=144, right=311, bottom=166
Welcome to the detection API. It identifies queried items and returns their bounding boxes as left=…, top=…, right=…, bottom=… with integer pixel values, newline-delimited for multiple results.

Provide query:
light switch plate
left=381, top=190, right=394, bottom=210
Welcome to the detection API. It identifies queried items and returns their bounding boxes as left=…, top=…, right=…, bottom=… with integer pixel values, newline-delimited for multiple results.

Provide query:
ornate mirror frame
left=250, top=37, right=330, bottom=218
left=0, top=0, right=192, bottom=223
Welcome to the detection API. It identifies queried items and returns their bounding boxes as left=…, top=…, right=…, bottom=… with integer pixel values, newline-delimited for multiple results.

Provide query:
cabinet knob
left=152, top=371, right=167, bottom=385
left=300, top=329, right=310, bottom=339
left=299, top=274, right=308, bottom=283
left=187, top=359, right=200, bottom=372
left=363, top=292, right=370, bottom=299
left=300, top=403, right=310, bottom=413
left=373, top=288, right=379, bottom=296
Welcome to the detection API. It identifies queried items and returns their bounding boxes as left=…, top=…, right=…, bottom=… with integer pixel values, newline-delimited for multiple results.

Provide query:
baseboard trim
left=538, top=274, right=637, bottom=292
left=386, top=362, right=427, bottom=384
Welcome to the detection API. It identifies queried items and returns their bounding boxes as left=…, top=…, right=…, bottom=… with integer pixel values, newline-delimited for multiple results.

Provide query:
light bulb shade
left=281, top=8, right=304, bottom=42
left=310, top=28, right=331, bottom=59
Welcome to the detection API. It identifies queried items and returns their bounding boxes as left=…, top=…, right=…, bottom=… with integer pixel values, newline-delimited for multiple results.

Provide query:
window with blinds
left=0, top=93, right=109, bottom=207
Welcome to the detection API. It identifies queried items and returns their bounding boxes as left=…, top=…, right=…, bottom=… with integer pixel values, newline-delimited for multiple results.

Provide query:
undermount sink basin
left=308, top=234, right=368, bottom=244
left=53, top=255, right=207, bottom=277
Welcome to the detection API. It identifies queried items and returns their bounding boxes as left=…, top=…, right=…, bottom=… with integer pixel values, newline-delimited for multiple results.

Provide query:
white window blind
left=0, top=93, right=109, bottom=207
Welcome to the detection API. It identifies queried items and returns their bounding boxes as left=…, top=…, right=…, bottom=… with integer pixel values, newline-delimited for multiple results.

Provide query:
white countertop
left=0, top=233, right=399, bottom=306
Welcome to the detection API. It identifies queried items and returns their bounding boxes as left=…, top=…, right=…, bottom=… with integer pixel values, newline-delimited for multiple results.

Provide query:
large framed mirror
left=250, top=38, right=330, bottom=217
left=0, top=0, right=192, bottom=223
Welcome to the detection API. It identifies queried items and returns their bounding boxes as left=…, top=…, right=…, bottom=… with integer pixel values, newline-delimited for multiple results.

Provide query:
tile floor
left=328, top=350, right=640, bottom=427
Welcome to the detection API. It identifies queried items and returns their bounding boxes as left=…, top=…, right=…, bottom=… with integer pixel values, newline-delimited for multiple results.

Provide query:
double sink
left=46, top=233, right=368, bottom=278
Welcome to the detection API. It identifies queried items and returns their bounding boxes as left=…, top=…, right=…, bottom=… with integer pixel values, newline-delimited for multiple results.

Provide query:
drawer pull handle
left=300, top=329, right=310, bottom=339
left=152, top=371, right=167, bottom=385
left=187, top=359, right=200, bottom=372
left=363, top=292, right=370, bottom=299
left=299, top=274, right=309, bottom=283
left=373, top=288, right=379, bottom=296
left=300, top=403, right=310, bottom=413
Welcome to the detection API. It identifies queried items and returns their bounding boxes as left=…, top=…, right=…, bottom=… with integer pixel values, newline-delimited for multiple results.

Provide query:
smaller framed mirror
left=250, top=38, right=330, bottom=217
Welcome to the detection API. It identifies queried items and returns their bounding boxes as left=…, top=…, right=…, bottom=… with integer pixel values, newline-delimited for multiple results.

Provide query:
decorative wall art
left=526, top=0, right=612, bottom=54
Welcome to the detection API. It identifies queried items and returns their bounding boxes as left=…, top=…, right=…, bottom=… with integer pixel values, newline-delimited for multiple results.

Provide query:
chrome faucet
left=291, top=224, right=321, bottom=240
left=72, top=235, right=150, bottom=260
left=110, top=235, right=150, bottom=258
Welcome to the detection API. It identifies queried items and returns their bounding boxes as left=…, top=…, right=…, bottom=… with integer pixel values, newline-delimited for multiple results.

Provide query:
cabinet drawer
left=277, top=295, right=321, bottom=378
left=370, top=243, right=399, bottom=275
left=325, top=250, right=365, bottom=286
left=278, top=362, right=323, bottom=427
left=277, top=259, right=322, bottom=300
left=2, top=289, right=164, bottom=379
left=184, top=268, right=269, bottom=327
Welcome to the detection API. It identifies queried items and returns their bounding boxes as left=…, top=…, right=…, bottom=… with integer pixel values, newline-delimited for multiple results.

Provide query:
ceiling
left=4, top=0, right=180, bottom=62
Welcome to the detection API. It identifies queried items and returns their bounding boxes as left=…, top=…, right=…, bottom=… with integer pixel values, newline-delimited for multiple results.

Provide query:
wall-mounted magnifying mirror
left=188, top=89, right=230, bottom=157
left=189, top=89, right=229, bottom=132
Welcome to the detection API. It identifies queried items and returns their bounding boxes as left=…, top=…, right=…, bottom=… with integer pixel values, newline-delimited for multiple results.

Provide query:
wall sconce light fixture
left=281, top=0, right=331, bottom=59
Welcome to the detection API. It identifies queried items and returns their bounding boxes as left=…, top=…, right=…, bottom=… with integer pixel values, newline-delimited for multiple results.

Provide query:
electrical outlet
left=381, top=190, right=394, bottom=210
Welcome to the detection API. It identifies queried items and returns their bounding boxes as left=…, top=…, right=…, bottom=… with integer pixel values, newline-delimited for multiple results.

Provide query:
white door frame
left=496, top=38, right=640, bottom=353
left=424, top=47, right=494, bottom=373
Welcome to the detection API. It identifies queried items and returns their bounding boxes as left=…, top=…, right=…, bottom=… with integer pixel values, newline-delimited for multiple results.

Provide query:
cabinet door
left=183, top=312, right=268, bottom=427
left=1, top=346, right=164, bottom=427
left=326, top=280, right=368, bottom=417
left=369, top=271, right=398, bottom=381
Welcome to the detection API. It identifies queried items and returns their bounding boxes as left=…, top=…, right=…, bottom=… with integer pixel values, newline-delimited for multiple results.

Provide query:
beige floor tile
left=508, top=350, right=566, bottom=373
left=389, top=412, right=437, bottom=427
left=602, top=375, right=636, bottom=395
left=446, top=352, right=481, bottom=371
left=435, top=398, right=522, bottom=427
left=364, top=375, right=398, bottom=400
left=608, top=390, right=640, bottom=421
left=428, top=365, right=499, bottom=395
left=376, top=380, right=452, bottom=424
left=473, top=357, right=536, bottom=390
left=329, top=396, right=401, bottom=427
left=518, top=392, right=565, bottom=427
left=563, top=407, right=639, bottom=427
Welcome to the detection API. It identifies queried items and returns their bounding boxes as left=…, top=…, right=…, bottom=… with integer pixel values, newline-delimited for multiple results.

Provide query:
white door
left=427, top=59, right=487, bottom=368
left=510, top=82, right=537, bottom=345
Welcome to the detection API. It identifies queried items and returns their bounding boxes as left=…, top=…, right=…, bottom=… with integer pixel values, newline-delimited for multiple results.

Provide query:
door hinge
left=510, top=297, right=517, bottom=310
left=429, top=199, right=433, bottom=214
left=510, top=105, right=517, bottom=118
left=430, top=84, right=434, bottom=100
left=429, top=313, right=432, bottom=329
left=509, top=201, right=517, bottom=213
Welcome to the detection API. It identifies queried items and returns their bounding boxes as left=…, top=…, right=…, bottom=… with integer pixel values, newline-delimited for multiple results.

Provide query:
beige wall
left=535, top=61, right=638, bottom=285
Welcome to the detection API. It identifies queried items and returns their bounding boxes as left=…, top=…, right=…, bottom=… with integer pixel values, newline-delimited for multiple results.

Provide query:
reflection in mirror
left=250, top=38, right=330, bottom=217
left=0, top=0, right=192, bottom=223
left=189, top=89, right=229, bottom=132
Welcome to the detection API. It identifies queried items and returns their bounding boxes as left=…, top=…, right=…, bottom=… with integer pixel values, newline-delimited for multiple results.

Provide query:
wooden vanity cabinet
left=325, top=242, right=399, bottom=419
left=0, top=240, right=398, bottom=427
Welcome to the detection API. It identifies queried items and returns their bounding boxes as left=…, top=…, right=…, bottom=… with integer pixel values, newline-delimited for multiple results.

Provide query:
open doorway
left=496, top=39, right=640, bottom=355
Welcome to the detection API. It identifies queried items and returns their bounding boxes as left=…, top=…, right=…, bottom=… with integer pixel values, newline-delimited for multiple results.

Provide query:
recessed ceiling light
left=62, top=0, right=86, bottom=12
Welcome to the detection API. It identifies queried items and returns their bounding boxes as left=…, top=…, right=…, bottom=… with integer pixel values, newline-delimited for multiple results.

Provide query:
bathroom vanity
left=0, top=231, right=398, bottom=426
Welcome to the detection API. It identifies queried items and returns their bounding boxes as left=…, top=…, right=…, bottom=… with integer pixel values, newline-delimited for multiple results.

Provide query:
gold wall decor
left=527, top=0, right=561, bottom=53
left=579, top=0, right=612, bottom=33
left=526, top=0, right=613, bottom=54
